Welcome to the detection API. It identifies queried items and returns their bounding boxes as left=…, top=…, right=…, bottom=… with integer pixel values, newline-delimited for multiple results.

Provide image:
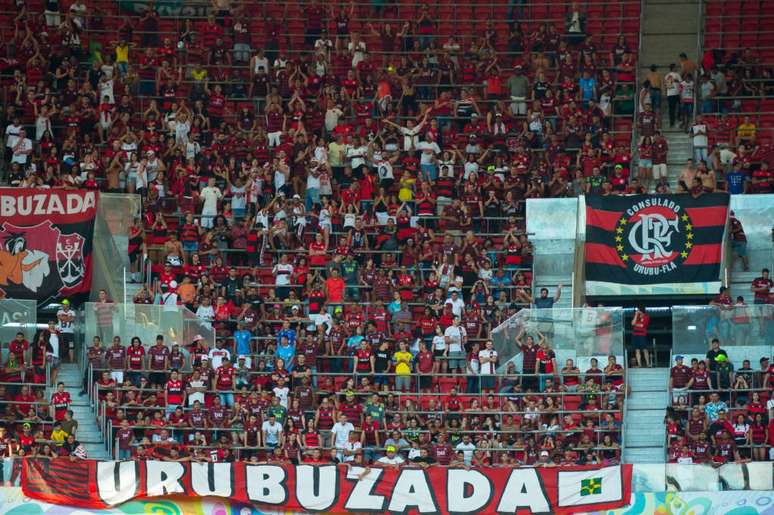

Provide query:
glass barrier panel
left=492, top=307, right=624, bottom=373
left=84, top=303, right=215, bottom=347
left=0, top=299, right=37, bottom=344
left=672, top=304, right=774, bottom=364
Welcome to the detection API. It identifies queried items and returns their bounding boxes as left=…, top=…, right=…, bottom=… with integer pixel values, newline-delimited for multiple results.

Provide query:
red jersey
left=51, top=391, right=71, bottom=420
left=148, top=345, right=169, bottom=370
left=127, top=346, right=145, bottom=370
left=215, top=366, right=236, bottom=390
left=108, top=346, right=127, bottom=369
left=632, top=312, right=650, bottom=336
left=355, top=348, right=372, bottom=372
left=166, top=379, right=184, bottom=404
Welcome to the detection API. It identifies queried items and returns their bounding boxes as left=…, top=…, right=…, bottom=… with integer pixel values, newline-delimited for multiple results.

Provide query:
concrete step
left=623, top=446, right=666, bottom=464
left=627, top=393, right=668, bottom=410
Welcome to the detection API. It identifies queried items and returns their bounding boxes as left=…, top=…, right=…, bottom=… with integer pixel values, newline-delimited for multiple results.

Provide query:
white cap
left=169, top=280, right=178, bottom=289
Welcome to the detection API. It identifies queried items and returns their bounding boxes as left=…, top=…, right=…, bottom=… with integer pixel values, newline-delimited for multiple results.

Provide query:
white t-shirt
left=341, top=440, right=362, bottom=462
left=444, top=325, right=466, bottom=353
left=5, top=123, right=22, bottom=148
left=187, top=379, right=206, bottom=405
left=11, top=137, right=32, bottom=164
left=262, top=421, right=283, bottom=444
left=665, top=71, right=682, bottom=96
left=399, top=126, right=421, bottom=151
left=48, top=332, right=60, bottom=359
left=230, top=185, right=247, bottom=210
left=478, top=349, right=498, bottom=375
left=331, top=421, right=354, bottom=448
left=272, top=386, right=289, bottom=408
left=56, top=308, right=75, bottom=334
left=692, top=123, right=708, bottom=147
left=432, top=335, right=446, bottom=351
left=416, top=141, right=441, bottom=165
left=196, top=304, right=215, bottom=322
left=273, top=263, right=294, bottom=286
left=208, top=347, right=231, bottom=370
left=446, top=297, right=465, bottom=317
left=346, top=145, right=368, bottom=169
left=455, top=442, right=476, bottom=465
left=200, top=186, right=222, bottom=212
left=377, top=455, right=405, bottom=465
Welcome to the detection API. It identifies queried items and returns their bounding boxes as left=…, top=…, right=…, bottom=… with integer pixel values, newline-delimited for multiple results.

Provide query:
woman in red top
left=303, top=418, right=321, bottom=449
left=308, top=233, right=328, bottom=267
left=631, top=305, right=651, bottom=368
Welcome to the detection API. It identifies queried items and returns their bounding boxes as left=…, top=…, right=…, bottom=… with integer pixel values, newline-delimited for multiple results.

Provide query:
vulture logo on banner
left=0, top=221, right=84, bottom=296
left=617, top=199, right=691, bottom=276
left=55, top=232, right=86, bottom=287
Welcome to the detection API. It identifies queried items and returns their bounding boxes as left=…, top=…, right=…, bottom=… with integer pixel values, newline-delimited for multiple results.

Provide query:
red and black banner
left=585, top=194, right=729, bottom=285
left=0, top=189, right=98, bottom=303
left=22, top=458, right=633, bottom=514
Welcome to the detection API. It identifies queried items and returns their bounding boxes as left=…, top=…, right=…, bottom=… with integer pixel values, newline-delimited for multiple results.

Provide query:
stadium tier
left=0, top=0, right=772, bottom=513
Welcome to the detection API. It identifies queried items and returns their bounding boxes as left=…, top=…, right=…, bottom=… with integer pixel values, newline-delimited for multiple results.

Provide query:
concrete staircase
left=623, top=368, right=669, bottom=463
left=663, top=128, right=693, bottom=192
left=56, top=363, right=111, bottom=460
left=639, top=0, right=701, bottom=72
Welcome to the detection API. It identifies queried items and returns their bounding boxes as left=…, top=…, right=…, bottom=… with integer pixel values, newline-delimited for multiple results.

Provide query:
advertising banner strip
left=22, top=459, right=632, bottom=514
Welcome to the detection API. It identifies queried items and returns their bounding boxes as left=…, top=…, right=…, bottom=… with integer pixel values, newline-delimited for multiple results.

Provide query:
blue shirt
left=579, top=77, right=596, bottom=101
left=725, top=170, right=747, bottom=194
left=234, top=329, right=252, bottom=356
left=347, top=335, right=365, bottom=349
left=276, top=328, right=297, bottom=347
left=276, top=342, right=296, bottom=370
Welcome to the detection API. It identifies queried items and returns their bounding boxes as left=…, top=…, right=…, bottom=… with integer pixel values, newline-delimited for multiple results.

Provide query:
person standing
left=631, top=305, right=651, bottom=368
left=56, top=300, right=76, bottom=363
left=645, top=64, right=663, bottom=115
left=199, top=177, right=223, bottom=229
left=728, top=211, right=749, bottom=272
left=478, top=340, right=499, bottom=393
left=93, top=289, right=117, bottom=345
left=664, top=64, right=682, bottom=128
left=691, top=115, right=709, bottom=164
left=751, top=269, right=772, bottom=305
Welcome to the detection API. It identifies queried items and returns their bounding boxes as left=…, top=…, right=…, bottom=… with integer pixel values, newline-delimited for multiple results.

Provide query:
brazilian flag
left=580, top=477, right=602, bottom=496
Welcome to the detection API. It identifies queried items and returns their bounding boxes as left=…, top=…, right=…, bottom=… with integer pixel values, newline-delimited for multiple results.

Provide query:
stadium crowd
left=0, top=0, right=771, bottom=468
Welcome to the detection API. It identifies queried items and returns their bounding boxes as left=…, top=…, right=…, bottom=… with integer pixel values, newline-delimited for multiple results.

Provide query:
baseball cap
left=201, top=355, right=209, bottom=361
left=62, top=299, right=70, bottom=305
left=193, top=334, right=205, bottom=342
left=675, top=355, right=684, bottom=361
left=540, top=450, right=549, bottom=457
left=760, top=357, right=770, bottom=363
left=385, top=445, right=397, bottom=453
left=169, top=280, right=178, bottom=289
left=345, top=390, right=355, bottom=397
left=615, top=164, right=623, bottom=170
left=715, top=354, right=728, bottom=362
left=238, top=355, right=246, bottom=360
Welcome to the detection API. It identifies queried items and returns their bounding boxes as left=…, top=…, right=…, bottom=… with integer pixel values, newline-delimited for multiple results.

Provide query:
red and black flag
left=0, top=189, right=98, bottom=304
left=585, top=194, right=729, bottom=285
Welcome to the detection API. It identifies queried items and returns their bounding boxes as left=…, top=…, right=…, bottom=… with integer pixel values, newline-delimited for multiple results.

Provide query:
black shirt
left=705, top=349, right=728, bottom=371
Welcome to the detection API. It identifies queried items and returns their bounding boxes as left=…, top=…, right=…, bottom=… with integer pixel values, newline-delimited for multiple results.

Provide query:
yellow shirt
left=51, top=429, right=68, bottom=446
left=398, top=176, right=415, bottom=202
left=737, top=123, right=756, bottom=139
left=115, top=45, right=129, bottom=63
left=393, top=351, right=413, bottom=375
